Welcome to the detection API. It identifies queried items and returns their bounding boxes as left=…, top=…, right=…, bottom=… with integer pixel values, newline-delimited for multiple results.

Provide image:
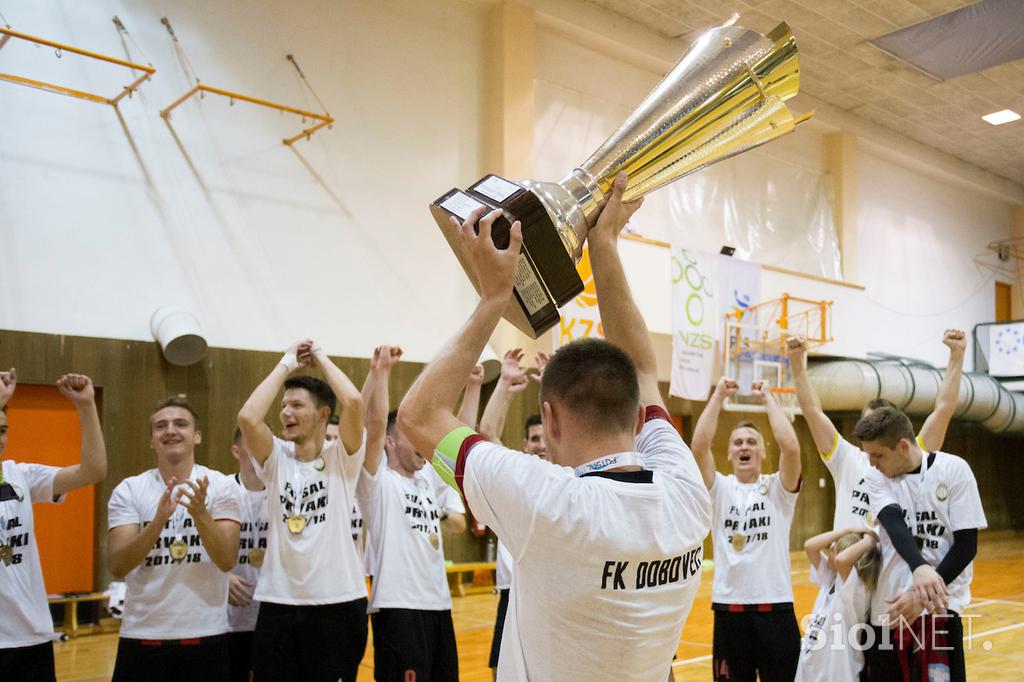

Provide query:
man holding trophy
left=401, top=173, right=712, bottom=680
left=417, top=14, right=812, bottom=679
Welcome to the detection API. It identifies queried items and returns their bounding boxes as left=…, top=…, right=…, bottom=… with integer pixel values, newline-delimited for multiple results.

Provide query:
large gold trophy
left=430, top=17, right=810, bottom=338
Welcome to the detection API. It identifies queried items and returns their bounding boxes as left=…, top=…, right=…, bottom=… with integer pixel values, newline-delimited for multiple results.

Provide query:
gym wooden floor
left=55, top=532, right=1024, bottom=681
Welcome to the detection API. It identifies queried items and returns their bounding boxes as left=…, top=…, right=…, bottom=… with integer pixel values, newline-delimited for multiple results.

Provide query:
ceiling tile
left=584, top=0, right=1024, bottom=188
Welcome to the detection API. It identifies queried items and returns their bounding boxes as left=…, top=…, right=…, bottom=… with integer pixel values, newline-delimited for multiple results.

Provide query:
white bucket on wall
left=150, top=306, right=208, bottom=366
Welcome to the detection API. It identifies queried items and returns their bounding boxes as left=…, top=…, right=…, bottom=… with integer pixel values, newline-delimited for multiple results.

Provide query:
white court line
left=966, top=621, right=1024, bottom=641
left=672, top=654, right=713, bottom=667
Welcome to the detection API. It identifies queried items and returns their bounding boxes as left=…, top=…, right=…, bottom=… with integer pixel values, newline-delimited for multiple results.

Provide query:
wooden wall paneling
left=4, top=329, right=1021, bottom=588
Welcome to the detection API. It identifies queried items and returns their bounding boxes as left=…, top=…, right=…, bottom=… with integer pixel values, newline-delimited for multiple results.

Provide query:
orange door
left=5, top=384, right=96, bottom=594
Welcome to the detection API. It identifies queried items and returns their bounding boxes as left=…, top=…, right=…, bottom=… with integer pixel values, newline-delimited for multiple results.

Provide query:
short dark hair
left=853, top=406, right=914, bottom=448
left=387, top=409, right=399, bottom=436
left=865, top=398, right=897, bottom=412
left=283, top=376, right=336, bottom=414
left=328, top=414, right=340, bottom=426
left=539, top=338, right=639, bottom=434
left=732, top=420, right=762, bottom=436
left=523, top=414, right=542, bottom=439
left=152, top=396, right=199, bottom=428
left=232, top=426, right=242, bottom=445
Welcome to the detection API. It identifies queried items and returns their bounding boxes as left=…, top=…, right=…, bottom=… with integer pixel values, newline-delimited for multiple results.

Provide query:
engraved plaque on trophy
left=430, top=18, right=810, bottom=338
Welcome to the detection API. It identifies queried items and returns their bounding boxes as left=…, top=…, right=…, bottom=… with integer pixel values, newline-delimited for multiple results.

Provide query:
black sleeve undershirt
left=935, top=528, right=979, bottom=585
left=877, top=503, right=927, bottom=572
left=877, top=504, right=979, bottom=584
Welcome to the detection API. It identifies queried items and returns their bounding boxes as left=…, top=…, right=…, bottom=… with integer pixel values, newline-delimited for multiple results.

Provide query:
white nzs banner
left=670, top=249, right=718, bottom=400
left=670, top=250, right=762, bottom=400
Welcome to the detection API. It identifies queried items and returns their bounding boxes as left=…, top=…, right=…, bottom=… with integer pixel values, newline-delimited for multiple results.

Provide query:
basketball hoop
left=721, top=294, right=833, bottom=418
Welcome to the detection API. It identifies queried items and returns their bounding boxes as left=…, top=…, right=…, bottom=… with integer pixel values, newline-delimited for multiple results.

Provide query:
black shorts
left=862, top=612, right=965, bottom=682
left=111, top=635, right=230, bottom=682
left=370, top=608, right=458, bottom=682
left=0, top=641, right=55, bottom=682
left=227, top=631, right=254, bottom=682
left=252, top=599, right=368, bottom=682
left=488, top=589, right=510, bottom=669
left=711, top=603, right=800, bottom=682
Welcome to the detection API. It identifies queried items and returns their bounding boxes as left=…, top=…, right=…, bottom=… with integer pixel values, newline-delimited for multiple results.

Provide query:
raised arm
left=0, top=367, right=16, bottom=411
left=786, top=337, right=840, bottom=455
left=399, top=208, right=523, bottom=462
left=834, top=529, right=878, bottom=582
left=587, top=172, right=661, bottom=409
left=478, top=349, right=529, bottom=442
left=691, top=377, right=737, bottom=490
left=51, top=374, right=108, bottom=496
left=919, top=329, right=965, bottom=451
left=309, top=344, right=365, bottom=455
left=456, top=364, right=484, bottom=428
left=752, top=381, right=801, bottom=492
left=363, top=345, right=402, bottom=475
left=803, top=527, right=853, bottom=569
left=238, top=340, right=311, bottom=464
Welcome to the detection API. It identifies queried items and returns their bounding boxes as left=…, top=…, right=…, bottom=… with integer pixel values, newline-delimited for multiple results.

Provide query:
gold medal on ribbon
left=287, top=515, right=307, bottom=535
left=313, top=457, right=325, bottom=472
left=935, top=483, right=949, bottom=502
left=428, top=533, right=440, bottom=551
left=731, top=534, right=746, bottom=551
left=248, top=548, right=266, bottom=568
left=0, top=544, right=13, bottom=566
left=169, top=540, right=188, bottom=561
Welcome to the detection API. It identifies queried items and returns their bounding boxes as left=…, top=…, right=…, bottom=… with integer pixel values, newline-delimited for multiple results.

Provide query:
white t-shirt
left=108, top=465, right=243, bottom=639
left=821, top=434, right=926, bottom=532
left=357, top=462, right=465, bottom=612
left=795, top=558, right=870, bottom=682
left=866, top=451, right=987, bottom=619
left=454, top=411, right=712, bottom=682
left=253, top=436, right=366, bottom=605
left=709, top=471, right=799, bottom=604
left=0, top=460, right=64, bottom=649
left=496, top=541, right=513, bottom=591
left=227, top=475, right=269, bottom=633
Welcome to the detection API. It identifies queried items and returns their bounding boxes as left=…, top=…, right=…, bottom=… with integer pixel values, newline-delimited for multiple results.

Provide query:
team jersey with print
left=227, top=475, right=269, bottom=633
left=866, top=451, right=987, bottom=617
left=253, top=435, right=366, bottom=605
left=794, top=559, right=870, bottom=682
left=358, top=461, right=464, bottom=612
left=822, top=433, right=927, bottom=532
left=350, top=502, right=364, bottom=559
left=710, top=471, right=799, bottom=604
left=107, top=465, right=243, bottom=639
left=0, top=460, right=65, bottom=648
left=437, top=408, right=711, bottom=681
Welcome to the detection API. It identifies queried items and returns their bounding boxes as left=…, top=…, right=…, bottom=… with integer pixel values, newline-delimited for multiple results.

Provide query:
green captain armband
left=433, top=426, right=478, bottom=490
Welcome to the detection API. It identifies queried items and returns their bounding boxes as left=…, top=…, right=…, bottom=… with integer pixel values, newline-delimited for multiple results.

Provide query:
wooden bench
left=48, top=592, right=118, bottom=638
left=445, top=561, right=497, bottom=597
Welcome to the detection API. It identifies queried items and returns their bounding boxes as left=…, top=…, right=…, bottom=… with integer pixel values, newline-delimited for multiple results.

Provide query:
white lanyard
left=159, top=468, right=195, bottom=541
left=896, top=453, right=931, bottom=530
left=573, top=452, right=644, bottom=477
left=288, top=458, right=319, bottom=520
left=235, top=475, right=263, bottom=536
left=734, top=475, right=767, bottom=519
